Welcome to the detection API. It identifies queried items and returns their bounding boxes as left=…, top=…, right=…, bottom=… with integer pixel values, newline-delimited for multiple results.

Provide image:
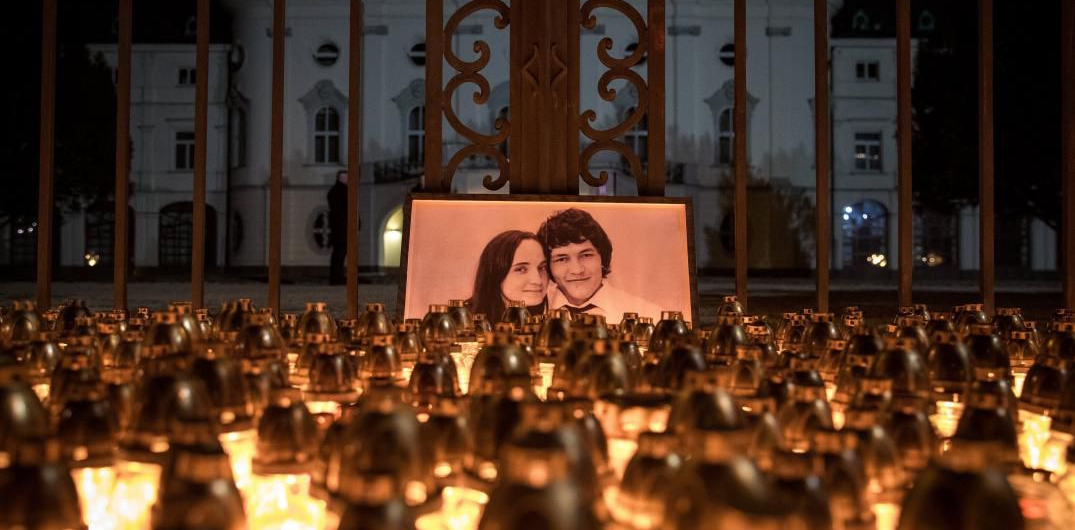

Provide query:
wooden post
left=114, top=0, right=132, bottom=311
left=193, top=0, right=210, bottom=309
left=269, top=0, right=286, bottom=314
left=347, top=0, right=363, bottom=318
left=1062, top=0, right=1075, bottom=309
left=423, top=0, right=443, bottom=191
left=896, top=0, right=913, bottom=307
left=814, top=0, right=830, bottom=313
left=36, top=0, right=57, bottom=310
left=978, top=0, right=994, bottom=315
left=733, top=0, right=748, bottom=309
left=645, top=0, right=666, bottom=197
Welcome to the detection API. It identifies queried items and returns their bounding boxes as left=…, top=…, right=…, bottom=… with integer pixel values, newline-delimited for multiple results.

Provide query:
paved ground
left=2, top=277, right=1063, bottom=324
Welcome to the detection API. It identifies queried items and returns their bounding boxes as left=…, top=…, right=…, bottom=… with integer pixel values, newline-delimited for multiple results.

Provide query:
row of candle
left=0, top=297, right=1074, bottom=529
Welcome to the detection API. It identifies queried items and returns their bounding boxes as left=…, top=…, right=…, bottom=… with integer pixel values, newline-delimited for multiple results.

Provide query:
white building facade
left=76, top=0, right=1054, bottom=276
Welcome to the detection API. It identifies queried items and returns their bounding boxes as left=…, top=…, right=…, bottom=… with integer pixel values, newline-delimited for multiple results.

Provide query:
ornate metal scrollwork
left=441, top=0, right=511, bottom=191
left=579, top=0, right=651, bottom=188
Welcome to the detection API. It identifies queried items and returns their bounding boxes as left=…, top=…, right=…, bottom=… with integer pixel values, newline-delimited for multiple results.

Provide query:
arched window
left=382, top=206, right=404, bottom=267
left=718, top=107, right=734, bottom=165
left=84, top=202, right=135, bottom=267
left=841, top=201, right=888, bottom=269
left=314, top=107, right=341, bottom=164
left=623, top=106, right=649, bottom=164
left=852, top=10, right=870, bottom=31
left=918, top=10, right=936, bottom=32
left=159, top=202, right=216, bottom=267
left=308, top=207, right=332, bottom=255
left=407, top=106, right=425, bottom=165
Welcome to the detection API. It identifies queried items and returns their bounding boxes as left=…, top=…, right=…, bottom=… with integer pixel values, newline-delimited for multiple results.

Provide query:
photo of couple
left=401, top=196, right=695, bottom=323
left=467, top=208, right=663, bottom=321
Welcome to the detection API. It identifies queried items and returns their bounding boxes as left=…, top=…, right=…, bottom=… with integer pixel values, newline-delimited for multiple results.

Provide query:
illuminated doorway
left=382, top=206, right=404, bottom=267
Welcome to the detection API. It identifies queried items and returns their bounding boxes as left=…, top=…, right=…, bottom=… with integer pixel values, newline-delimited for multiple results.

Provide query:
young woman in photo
left=466, top=230, right=549, bottom=321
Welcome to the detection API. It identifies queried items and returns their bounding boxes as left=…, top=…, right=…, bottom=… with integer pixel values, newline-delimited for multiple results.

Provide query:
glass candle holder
left=218, top=428, right=258, bottom=495
left=246, top=472, right=330, bottom=530
left=414, top=486, right=489, bottom=530
left=71, top=464, right=117, bottom=530
left=111, top=458, right=163, bottom=530
left=930, top=399, right=965, bottom=441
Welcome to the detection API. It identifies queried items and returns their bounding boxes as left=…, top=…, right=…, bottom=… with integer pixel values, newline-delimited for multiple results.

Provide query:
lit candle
left=219, top=428, right=258, bottom=494
left=70, top=464, right=117, bottom=530
left=111, top=458, right=163, bottom=530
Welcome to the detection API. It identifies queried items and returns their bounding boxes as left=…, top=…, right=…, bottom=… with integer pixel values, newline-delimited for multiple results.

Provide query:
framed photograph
left=398, top=194, right=698, bottom=325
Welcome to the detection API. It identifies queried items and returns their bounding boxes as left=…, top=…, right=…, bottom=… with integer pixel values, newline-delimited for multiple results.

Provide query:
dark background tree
left=912, top=0, right=1062, bottom=230
left=2, top=1, right=117, bottom=224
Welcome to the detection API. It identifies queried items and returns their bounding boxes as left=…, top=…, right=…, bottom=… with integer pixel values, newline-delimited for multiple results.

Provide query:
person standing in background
left=327, top=170, right=348, bottom=285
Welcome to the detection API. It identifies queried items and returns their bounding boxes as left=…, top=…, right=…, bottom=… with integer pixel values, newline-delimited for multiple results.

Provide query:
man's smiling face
left=549, top=240, right=603, bottom=305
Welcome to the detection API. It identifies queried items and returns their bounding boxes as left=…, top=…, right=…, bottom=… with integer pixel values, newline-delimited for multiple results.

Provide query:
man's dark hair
left=536, top=208, right=612, bottom=277
left=336, top=170, right=347, bottom=181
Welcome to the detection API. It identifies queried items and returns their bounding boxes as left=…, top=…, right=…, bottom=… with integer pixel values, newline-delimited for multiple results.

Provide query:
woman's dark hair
left=466, top=230, right=545, bottom=321
left=536, top=208, right=612, bottom=277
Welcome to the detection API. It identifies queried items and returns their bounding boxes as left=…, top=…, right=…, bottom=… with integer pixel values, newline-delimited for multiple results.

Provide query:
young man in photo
left=536, top=208, right=662, bottom=321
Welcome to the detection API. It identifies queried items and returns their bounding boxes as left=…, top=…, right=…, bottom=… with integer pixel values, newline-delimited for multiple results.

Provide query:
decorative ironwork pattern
left=439, top=0, right=511, bottom=191
left=426, top=0, right=664, bottom=195
left=579, top=0, right=650, bottom=189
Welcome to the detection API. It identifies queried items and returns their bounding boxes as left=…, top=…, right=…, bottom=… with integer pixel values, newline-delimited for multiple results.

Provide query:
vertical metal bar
left=733, top=0, right=748, bottom=309
left=1062, top=0, right=1075, bottom=308
left=978, top=0, right=994, bottom=315
left=193, top=0, right=209, bottom=309
left=424, top=0, right=443, bottom=191
left=814, top=0, right=830, bottom=313
left=896, top=0, right=913, bottom=307
left=269, top=0, right=286, bottom=314
left=114, top=0, right=132, bottom=311
left=347, top=0, right=363, bottom=318
left=36, top=0, right=57, bottom=310
left=645, top=0, right=665, bottom=197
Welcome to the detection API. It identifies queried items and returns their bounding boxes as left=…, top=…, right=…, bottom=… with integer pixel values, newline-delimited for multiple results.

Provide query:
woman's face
left=500, top=239, right=548, bottom=307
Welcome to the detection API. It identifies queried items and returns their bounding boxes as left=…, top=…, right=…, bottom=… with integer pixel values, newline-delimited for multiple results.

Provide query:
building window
left=623, top=107, right=648, bottom=164
left=85, top=207, right=114, bottom=266
left=918, top=10, right=936, bottom=32
left=300, top=80, right=349, bottom=165
left=718, top=43, right=735, bottom=66
left=408, top=43, right=426, bottom=66
left=407, top=105, right=425, bottom=164
left=8, top=216, right=37, bottom=266
left=853, top=132, right=882, bottom=172
left=852, top=10, right=870, bottom=31
left=314, top=107, right=341, bottom=164
left=309, top=208, right=332, bottom=254
left=314, top=42, right=340, bottom=66
left=915, top=210, right=957, bottom=269
left=706, top=80, right=757, bottom=167
left=718, top=107, right=734, bottom=165
left=175, top=131, right=195, bottom=171
left=159, top=202, right=216, bottom=267
left=855, top=61, right=880, bottom=81
left=159, top=203, right=194, bottom=267
left=842, top=201, right=887, bottom=269
left=178, top=67, right=196, bottom=86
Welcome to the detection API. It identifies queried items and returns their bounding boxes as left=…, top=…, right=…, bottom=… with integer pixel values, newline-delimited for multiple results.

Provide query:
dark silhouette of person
left=327, top=170, right=349, bottom=285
